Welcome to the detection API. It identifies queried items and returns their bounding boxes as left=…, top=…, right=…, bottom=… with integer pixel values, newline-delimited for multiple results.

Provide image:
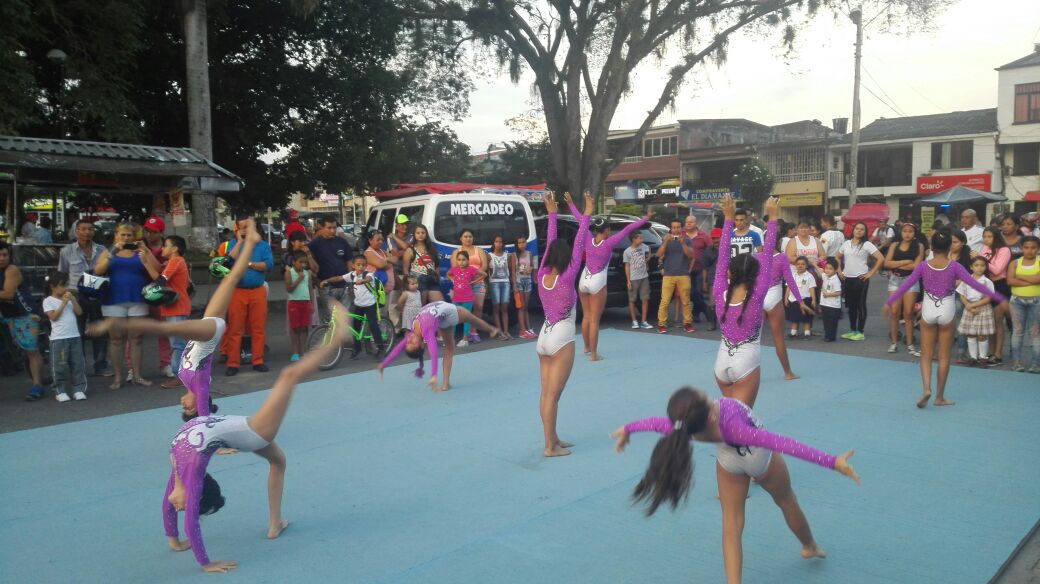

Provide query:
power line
left=861, top=83, right=905, bottom=118
left=862, top=65, right=909, bottom=116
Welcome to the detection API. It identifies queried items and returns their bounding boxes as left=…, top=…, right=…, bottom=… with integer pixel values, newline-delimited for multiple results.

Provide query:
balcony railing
left=829, top=172, right=847, bottom=190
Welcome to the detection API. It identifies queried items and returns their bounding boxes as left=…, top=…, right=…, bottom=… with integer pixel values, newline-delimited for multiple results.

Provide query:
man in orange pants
left=224, top=215, right=274, bottom=376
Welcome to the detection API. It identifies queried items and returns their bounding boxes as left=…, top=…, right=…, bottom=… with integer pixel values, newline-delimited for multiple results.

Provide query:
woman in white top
left=835, top=222, right=884, bottom=340
left=487, top=235, right=513, bottom=340
left=785, top=219, right=825, bottom=268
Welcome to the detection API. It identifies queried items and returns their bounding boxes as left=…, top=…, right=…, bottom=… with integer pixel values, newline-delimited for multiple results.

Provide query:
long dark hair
left=930, top=228, right=952, bottom=254
left=542, top=239, right=572, bottom=273
left=983, top=226, right=1006, bottom=250
left=849, top=222, right=868, bottom=249
left=721, top=253, right=759, bottom=326
left=949, top=228, right=971, bottom=269
left=410, top=223, right=439, bottom=268
left=404, top=332, right=426, bottom=378
left=200, top=473, right=226, bottom=516
left=182, top=399, right=218, bottom=422
left=632, top=387, right=712, bottom=516
left=774, top=221, right=789, bottom=252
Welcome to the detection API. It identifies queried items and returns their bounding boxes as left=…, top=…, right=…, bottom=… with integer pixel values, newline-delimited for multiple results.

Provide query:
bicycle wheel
left=305, top=325, right=343, bottom=371
left=362, top=318, right=396, bottom=356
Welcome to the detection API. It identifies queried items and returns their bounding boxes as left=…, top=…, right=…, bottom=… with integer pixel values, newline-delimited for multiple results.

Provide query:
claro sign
left=916, top=174, right=992, bottom=194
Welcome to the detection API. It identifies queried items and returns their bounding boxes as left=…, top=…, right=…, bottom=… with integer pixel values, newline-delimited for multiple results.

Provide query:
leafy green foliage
left=733, top=160, right=775, bottom=213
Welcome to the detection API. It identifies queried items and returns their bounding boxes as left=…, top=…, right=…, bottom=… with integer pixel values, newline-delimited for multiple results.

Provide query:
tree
left=478, top=139, right=552, bottom=185
left=403, top=0, right=951, bottom=200
left=732, top=160, right=774, bottom=215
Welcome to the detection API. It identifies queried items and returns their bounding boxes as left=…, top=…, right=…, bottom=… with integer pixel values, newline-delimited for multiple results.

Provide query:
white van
left=366, top=192, right=537, bottom=276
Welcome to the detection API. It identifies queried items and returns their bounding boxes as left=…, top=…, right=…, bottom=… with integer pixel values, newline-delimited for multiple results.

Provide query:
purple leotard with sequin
left=885, top=260, right=1005, bottom=306
left=622, top=397, right=837, bottom=469
left=567, top=202, right=646, bottom=274
left=713, top=220, right=778, bottom=346
left=769, top=252, right=803, bottom=302
left=163, top=415, right=269, bottom=566
left=177, top=317, right=226, bottom=417
left=381, top=301, right=458, bottom=380
left=538, top=211, right=590, bottom=325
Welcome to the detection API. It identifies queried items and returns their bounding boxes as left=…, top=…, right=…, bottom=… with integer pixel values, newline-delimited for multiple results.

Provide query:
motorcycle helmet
left=142, top=282, right=179, bottom=306
left=209, top=256, right=234, bottom=279
left=77, top=272, right=110, bottom=298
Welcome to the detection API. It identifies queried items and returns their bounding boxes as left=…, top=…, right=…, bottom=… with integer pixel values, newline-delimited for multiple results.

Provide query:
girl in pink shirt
left=447, top=251, right=484, bottom=347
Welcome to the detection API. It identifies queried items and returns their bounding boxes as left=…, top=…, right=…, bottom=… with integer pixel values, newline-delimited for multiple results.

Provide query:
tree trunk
left=182, top=0, right=217, bottom=251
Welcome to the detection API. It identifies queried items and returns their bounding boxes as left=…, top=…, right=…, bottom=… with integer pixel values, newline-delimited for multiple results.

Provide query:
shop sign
left=611, top=179, right=680, bottom=202
left=170, top=189, right=187, bottom=227
left=677, top=187, right=743, bottom=202
left=920, top=207, right=935, bottom=235
left=915, top=174, right=991, bottom=194
left=779, top=193, right=823, bottom=206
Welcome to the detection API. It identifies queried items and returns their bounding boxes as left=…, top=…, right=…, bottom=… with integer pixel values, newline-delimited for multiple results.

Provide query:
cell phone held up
left=122, top=243, right=138, bottom=251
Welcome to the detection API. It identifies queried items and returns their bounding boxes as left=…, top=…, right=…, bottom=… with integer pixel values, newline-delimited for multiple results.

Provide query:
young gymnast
left=537, top=191, right=592, bottom=457
left=567, top=195, right=647, bottom=361
left=712, top=194, right=780, bottom=407
left=762, top=225, right=812, bottom=380
left=163, top=300, right=352, bottom=572
left=88, top=219, right=263, bottom=419
left=884, top=229, right=1008, bottom=408
left=379, top=301, right=500, bottom=391
left=611, top=386, right=859, bottom=584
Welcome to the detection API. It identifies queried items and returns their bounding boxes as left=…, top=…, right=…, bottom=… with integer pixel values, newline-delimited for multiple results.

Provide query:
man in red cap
left=283, top=209, right=307, bottom=240
left=143, top=216, right=174, bottom=378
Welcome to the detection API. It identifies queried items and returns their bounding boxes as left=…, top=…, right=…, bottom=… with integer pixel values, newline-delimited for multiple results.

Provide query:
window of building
left=759, top=147, right=826, bottom=183
left=1015, top=83, right=1040, bottom=124
left=1013, top=142, right=1040, bottom=176
left=848, top=147, right=912, bottom=188
left=642, top=136, right=678, bottom=158
left=930, top=140, right=973, bottom=169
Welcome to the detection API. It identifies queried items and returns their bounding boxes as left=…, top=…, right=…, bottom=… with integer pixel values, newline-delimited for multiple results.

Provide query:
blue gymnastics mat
left=1, top=330, right=1037, bottom=583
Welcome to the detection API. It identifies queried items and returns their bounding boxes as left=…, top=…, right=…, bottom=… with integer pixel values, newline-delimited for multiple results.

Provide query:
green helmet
left=141, top=283, right=179, bottom=306
left=209, top=256, right=233, bottom=279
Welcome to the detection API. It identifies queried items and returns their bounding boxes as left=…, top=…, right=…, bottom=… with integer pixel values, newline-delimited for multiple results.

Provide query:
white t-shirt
left=344, top=272, right=376, bottom=307
left=787, top=270, right=817, bottom=302
left=622, top=244, right=650, bottom=280
left=963, top=224, right=984, bottom=253
left=956, top=275, right=994, bottom=303
left=42, top=296, right=79, bottom=340
left=872, top=226, right=895, bottom=243
left=820, top=274, right=842, bottom=308
left=839, top=240, right=879, bottom=278
left=820, top=229, right=846, bottom=258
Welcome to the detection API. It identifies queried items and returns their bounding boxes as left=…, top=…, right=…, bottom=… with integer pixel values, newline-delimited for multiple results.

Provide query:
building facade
left=604, top=123, right=681, bottom=204
left=996, top=45, right=1040, bottom=212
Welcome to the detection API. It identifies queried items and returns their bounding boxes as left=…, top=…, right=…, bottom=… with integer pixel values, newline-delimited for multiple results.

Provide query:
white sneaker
left=456, top=339, right=469, bottom=348
left=640, top=321, right=654, bottom=329
left=56, top=393, right=71, bottom=402
left=161, top=365, right=175, bottom=378
left=888, top=343, right=898, bottom=353
left=907, top=344, right=921, bottom=357
left=73, top=392, right=87, bottom=401
left=631, top=320, right=640, bottom=329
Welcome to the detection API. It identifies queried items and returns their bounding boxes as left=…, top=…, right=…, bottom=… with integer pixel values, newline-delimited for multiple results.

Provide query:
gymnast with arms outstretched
left=611, top=386, right=859, bottom=584
left=163, top=300, right=352, bottom=572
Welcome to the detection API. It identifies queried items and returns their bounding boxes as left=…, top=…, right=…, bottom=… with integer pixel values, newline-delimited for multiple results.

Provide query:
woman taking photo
left=450, top=229, right=489, bottom=343
left=980, top=227, right=1011, bottom=365
left=403, top=224, right=443, bottom=303
left=95, top=223, right=160, bottom=389
left=884, top=223, right=924, bottom=357
left=836, top=222, right=884, bottom=340
left=363, top=231, right=393, bottom=293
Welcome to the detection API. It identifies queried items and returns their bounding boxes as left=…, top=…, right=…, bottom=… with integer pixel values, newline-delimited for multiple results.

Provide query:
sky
left=449, top=0, right=1040, bottom=152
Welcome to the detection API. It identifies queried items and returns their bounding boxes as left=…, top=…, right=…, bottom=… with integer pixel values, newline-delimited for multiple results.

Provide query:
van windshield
left=432, top=200, right=529, bottom=246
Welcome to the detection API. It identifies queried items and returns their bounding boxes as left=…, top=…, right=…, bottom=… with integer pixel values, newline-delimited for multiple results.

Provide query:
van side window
left=398, top=205, right=423, bottom=227
left=433, top=200, right=528, bottom=246
left=377, top=209, right=396, bottom=238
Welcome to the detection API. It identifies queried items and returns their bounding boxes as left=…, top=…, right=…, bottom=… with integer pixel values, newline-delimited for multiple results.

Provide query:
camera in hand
left=123, top=243, right=138, bottom=250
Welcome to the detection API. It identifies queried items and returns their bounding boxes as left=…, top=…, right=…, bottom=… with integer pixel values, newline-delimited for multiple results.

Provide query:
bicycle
left=304, top=297, right=395, bottom=371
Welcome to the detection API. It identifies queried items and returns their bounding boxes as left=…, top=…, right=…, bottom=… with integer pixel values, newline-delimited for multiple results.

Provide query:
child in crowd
left=285, top=251, right=313, bottom=362
left=819, top=258, right=843, bottom=342
left=398, top=275, right=422, bottom=335
left=785, top=255, right=817, bottom=338
left=511, top=236, right=537, bottom=338
left=1007, top=236, right=1040, bottom=373
left=319, top=256, right=385, bottom=359
left=447, top=250, right=483, bottom=347
left=623, top=231, right=653, bottom=329
left=702, top=228, right=721, bottom=331
left=958, top=256, right=996, bottom=367
left=43, top=271, right=87, bottom=401
left=145, top=235, right=192, bottom=389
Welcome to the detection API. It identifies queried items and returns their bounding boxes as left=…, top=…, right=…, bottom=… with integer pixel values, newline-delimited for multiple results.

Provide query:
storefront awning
left=0, top=135, right=243, bottom=193
left=1024, top=191, right=1040, bottom=202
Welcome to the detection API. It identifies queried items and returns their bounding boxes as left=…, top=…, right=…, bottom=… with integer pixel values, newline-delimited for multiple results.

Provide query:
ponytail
left=402, top=331, right=426, bottom=378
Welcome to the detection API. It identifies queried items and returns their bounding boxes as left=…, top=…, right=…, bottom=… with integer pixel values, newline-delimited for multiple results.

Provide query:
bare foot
left=267, top=519, right=289, bottom=539
left=801, top=543, right=827, bottom=559
left=439, top=384, right=451, bottom=392
left=557, top=440, right=574, bottom=449
left=543, top=445, right=571, bottom=458
left=916, top=392, right=931, bottom=409
left=583, top=347, right=591, bottom=354
left=933, top=398, right=955, bottom=407
left=109, top=377, right=123, bottom=390
left=215, top=448, right=239, bottom=456
left=784, top=372, right=800, bottom=380
left=588, top=353, right=603, bottom=362
left=133, top=376, right=153, bottom=387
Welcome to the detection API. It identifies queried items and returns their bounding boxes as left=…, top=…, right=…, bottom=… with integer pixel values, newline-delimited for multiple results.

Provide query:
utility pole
left=848, top=7, right=863, bottom=208
left=183, top=0, right=217, bottom=251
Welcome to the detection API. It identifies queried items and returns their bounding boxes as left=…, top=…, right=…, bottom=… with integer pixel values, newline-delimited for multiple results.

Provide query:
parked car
left=534, top=213, right=663, bottom=310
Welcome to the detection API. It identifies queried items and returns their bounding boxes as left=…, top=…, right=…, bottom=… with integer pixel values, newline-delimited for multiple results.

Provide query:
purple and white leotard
left=536, top=211, right=590, bottom=356
left=763, top=251, right=803, bottom=312
left=623, top=397, right=838, bottom=470
left=567, top=202, right=646, bottom=294
left=712, top=220, right=778, bottom=382
left=177, top=316, right=227, bottom=416
left=163, top=414, right=269, bottom=566
left=885, top=260, right=1005, bottom=326
left=381, top=301, right=459, bottom=381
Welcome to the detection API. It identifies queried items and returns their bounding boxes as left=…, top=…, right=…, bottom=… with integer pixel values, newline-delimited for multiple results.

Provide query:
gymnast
left=612, top=386, right=859, bottom=584
left=379, top=300, right=501, bottom=391
left=711, top=195, right=780, bottom=407
left=88, top=219, right=263, bottom=419
left=761, top=225, right=813, bottom=380
left=163, top=300, right=351, bottom=572
left=884, top=228, right=1008, bottom=408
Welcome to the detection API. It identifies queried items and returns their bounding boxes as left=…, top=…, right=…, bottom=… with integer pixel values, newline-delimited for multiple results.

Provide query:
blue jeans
left=1010, top=296, right=1040, bottom=366
left=489, top=281, right=511, bottom=304
left=165, top=315, right=189, bottom=374
left=51, top=336, right=87, bottom=395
